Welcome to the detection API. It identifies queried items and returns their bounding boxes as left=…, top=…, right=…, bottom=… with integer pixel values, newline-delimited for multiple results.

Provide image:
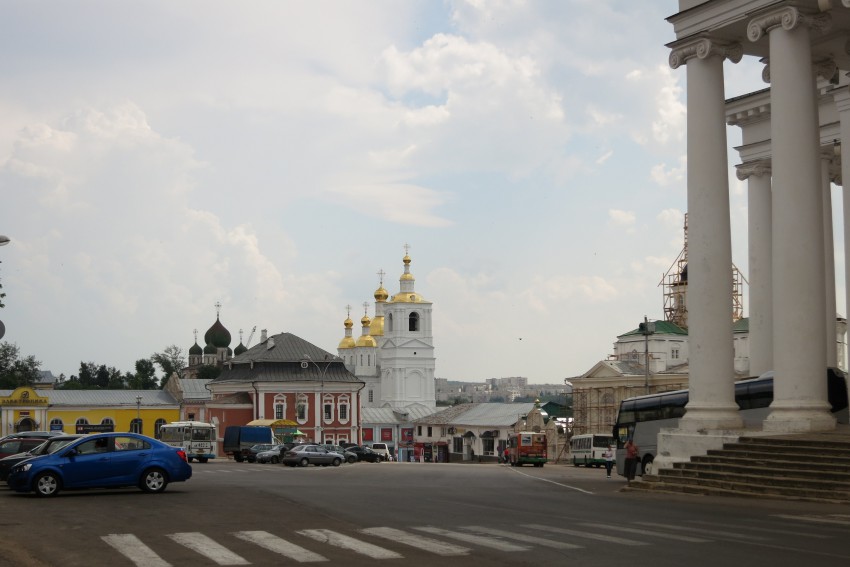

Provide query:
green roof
left=618, top=320, right=688, bottom=338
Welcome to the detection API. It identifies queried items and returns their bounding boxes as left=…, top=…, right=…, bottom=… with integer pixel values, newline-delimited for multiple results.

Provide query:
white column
left=737, top=161, right=773, bottom=377
left=749, top=8, right=834, bottom=432
left=820, top=149, right=838, bottom=368
left=669, top=38, right=743, bottom=431
left=835, top=89, right=850, bottom=371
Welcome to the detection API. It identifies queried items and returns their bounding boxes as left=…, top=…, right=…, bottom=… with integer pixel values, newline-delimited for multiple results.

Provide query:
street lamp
left=639, top=316, right=656, bottom=395
left=135, top=395, right=142, bottom=433
left=304, top=354, right=335, bottom=443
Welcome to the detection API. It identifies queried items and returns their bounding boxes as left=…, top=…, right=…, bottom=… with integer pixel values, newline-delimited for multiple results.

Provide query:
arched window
left=130, top=418, right=143, bottom=434
left=296, top=394, right=308, bottom=424
left=274, top=395, right=287, bottom=420
left=368, top=390, right=374, bottom=403
left=338, top=395, right=350, bottom=423
left=50, top=418, right=64, bottom=432
left=154, top=418, right=167, bottom=438
left=76, top=417, right=89, bottom=426
left=387, top=313, right=393, bottom=332
left=367, top=354, right=371, bottom=366
left=409, top=312, right=419, bottom=332
left=101, top=417, right=115, bottom=431
left=323, top=393, right=334, bottom=423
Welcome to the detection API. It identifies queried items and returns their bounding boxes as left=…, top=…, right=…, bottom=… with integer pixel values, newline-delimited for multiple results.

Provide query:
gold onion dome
left=338, top=317, right=355, bottom=349
left=374, top=286, right=389, bottom=302
left=370, top=315, right=384, bottom=336
left=391, top=291, right=426, bottom=303
left=355, top=334, right=377, bottom=348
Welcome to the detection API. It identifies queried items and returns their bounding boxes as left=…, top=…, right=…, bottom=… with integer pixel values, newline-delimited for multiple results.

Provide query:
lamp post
left=304, top=354, right=335, bottom=444
left=639, top=316, right=655, bottom=395
left=135, top=395, right=142, bottom=434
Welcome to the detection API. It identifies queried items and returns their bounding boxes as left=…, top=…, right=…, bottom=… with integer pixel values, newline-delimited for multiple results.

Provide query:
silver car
left=282, top=444, right=345, bottom=467
left=321, top=444, right=357, bottom=464
left=256, top=444, right=289, bottom=464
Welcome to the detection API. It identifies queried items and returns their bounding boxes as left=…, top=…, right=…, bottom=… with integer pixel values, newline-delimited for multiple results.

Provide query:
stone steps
left=624, top=434, right=850, bottom=504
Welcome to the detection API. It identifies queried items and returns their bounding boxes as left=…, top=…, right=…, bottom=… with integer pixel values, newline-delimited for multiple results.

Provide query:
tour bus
left=570, top=433, right=616, bottom=467
left=508, top=431, right=547, bottom=467
left=612, top=368, right=849, bottom=478
left=159, top=421, right=216, bottom=463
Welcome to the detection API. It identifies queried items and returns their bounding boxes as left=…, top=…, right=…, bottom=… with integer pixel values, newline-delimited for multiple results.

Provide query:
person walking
left=602, top=444, right=614, bottom=478
left=624, top=439, right=639, bottom=482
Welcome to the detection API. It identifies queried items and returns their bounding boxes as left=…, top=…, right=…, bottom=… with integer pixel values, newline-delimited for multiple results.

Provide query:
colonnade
left=668, top=2, right=845, bottom=436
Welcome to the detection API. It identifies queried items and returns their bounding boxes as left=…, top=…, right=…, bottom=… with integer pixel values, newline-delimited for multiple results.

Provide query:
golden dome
left=370, top=315, right=384, bottom=336
left=400, top=273, right=415, bottom=281
left=338, top=336, right=355, bottom=349
left=355, top=335, right=377, bottom=347
left=403, top=254, right=411, bottom=265
left=374, top=286, right=389, bottom=302
left=361, top=314, right=372, bottom=326
left=390, top=291, right=426, bottom=303
left=344, top=317, right=354, bottom=329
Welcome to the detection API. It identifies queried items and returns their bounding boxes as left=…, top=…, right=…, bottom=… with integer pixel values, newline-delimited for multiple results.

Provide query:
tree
left=195, top=364, right=222, bottom=381
left=0, top=342, right=41, bottom=389
left=151, top=345, right=186, bottom=385
left=128, top=359, right=158, bottom=390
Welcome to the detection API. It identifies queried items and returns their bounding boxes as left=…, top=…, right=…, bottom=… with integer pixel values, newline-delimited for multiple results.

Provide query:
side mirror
left=63, top=448, right=79, bottom=458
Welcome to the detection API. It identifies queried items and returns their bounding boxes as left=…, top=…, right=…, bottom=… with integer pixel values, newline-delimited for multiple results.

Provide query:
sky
left=1, top=1, right=844, bottom=384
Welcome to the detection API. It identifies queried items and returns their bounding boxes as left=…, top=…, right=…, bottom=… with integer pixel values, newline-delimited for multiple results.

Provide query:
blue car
left=7, top=432, right=193, bottom=497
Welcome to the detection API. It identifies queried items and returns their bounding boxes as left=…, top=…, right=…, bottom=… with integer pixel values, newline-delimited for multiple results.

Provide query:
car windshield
left=46, top=439, right=79, bottom=454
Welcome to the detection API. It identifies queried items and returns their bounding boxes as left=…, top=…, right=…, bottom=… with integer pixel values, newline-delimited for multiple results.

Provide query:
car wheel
left=34, top=472, right=61, bottom=497
left=198, top=457, right=208, bottom=463
left=187, top=457, right=193, bottom=463
left=332, top=458, right=341, bottom=467
left=347, top=456, right=356, bottom=464
left=299, top=457, right=309, bottom=467
left=140, top=468, right=169, bottom=493
left=271, top=456, right=280, bottom=464
left=234, top=455, right=244, bottom=463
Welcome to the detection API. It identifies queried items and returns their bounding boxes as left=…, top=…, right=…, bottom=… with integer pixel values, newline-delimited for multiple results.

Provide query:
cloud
left=651, top=154, right=687, bottom=187
left=608, top=209, right=636, bottom=227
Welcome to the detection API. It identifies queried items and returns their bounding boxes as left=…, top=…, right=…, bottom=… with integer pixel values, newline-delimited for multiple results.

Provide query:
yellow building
left=0, top=387, right=180, bottom=438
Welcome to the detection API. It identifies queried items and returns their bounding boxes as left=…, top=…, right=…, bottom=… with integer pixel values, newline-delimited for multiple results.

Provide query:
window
left=296, top=394, right=308, bottom=423
left=49, top=418, right=63, bottom=431
left=367, top=354, right=371, bottom=366
left=274, top=395, right=286, bottom=420
left=388, top=313, right=393, bottom=332
left=417, top=425, right=422, bottom=436
left=409, top=312, right=419, bottom=332
left=368, top=390, right=374, bottom=403
left=324, top=403, right=333, bottom=421
left=154, top=418, right=167, bottom=438
left=483, top=438, right=495, bottom=455
left=101, top=417, right=114, bottom=427
left=360, top=354, right=363, bottom=366
left=130, top=418, right=143, bottom=434
left=427, top=426, right=432, bottom=437
left=672, top=347, right=680, bottom=360
left=115, top=436, right=149, bottom=452
left=187, top=413, right=195, bottom=421
left=453, top=437, right=463, bottom=453
left=338, top=396, right=350, bottom=423
left=76, top=418, right=89, bottom=426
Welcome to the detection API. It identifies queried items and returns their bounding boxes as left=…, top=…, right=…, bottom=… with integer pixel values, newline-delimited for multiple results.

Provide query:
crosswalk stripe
left=461, top=526, right=582, bottom=549
left=580, top=523, right=712, bottom=543
left=297, top=529, right=403, bottom=559
left=234, top=530, right=328, bottom=562
left=686, top=519, right=832, bottom=539
left=524, top=524, right=648, bottom=546
left=167, top=533, right=249, bottom=565
left=413, top=526, right=530, bottom=552
left=635, top=522, right=769, bottom=541
left=101, top=534, right=171, bottom=567
left=361, top=527, right=470, bottom=556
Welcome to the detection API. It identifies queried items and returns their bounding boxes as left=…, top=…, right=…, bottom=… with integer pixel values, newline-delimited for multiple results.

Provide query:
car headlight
left=13, top=463, right=32, bottom=473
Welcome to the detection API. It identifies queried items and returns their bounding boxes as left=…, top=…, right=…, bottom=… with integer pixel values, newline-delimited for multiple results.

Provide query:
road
left=0, top=459, right=848, bottom=566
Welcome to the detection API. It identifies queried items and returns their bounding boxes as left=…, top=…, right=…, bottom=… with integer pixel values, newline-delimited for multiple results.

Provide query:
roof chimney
left=260, top=329, right=268, bottom=342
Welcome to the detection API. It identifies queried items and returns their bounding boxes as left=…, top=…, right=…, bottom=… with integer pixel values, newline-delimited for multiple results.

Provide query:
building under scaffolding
left=659, top=214, right=745, bottom=329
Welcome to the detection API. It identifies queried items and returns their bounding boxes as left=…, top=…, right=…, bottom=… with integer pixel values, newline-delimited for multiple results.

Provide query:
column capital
left=669, top=36, right=743, bottom=69
left=736, top=160, right=772, bottom=181
left=748, top=7, right=831, bottom=43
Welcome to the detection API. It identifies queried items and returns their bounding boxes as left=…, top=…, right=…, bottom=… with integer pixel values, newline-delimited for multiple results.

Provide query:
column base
left=654, top=428, right=753, bottom=473
left=762, top=402, right=836, bottom=434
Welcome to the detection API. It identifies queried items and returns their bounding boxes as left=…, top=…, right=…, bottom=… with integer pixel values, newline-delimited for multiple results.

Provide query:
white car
left=370, top=443, right=392, bottom=461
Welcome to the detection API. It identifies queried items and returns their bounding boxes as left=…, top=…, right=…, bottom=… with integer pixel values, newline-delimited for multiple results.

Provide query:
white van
left=370, top=443, right=392, bottom=461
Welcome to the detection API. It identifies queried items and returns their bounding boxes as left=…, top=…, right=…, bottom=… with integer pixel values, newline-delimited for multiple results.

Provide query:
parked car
left=256, top=444, right=290, bottom=464
left=7, top=432, right=193, bottom=497
left=0, top=431, right=62, bottom=443
left=282, top=444, right=344, bottom=467
left=321, top=444, right=357, bottom=464
left=0, top=437, right=50, bottom=459
left=345, top=445, right=383, bottom=463
left=0, top=434, right=86, bottom=481
left=246, top=443, right=276, bottom=463
left=370, top=443, right=393, bottom=461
